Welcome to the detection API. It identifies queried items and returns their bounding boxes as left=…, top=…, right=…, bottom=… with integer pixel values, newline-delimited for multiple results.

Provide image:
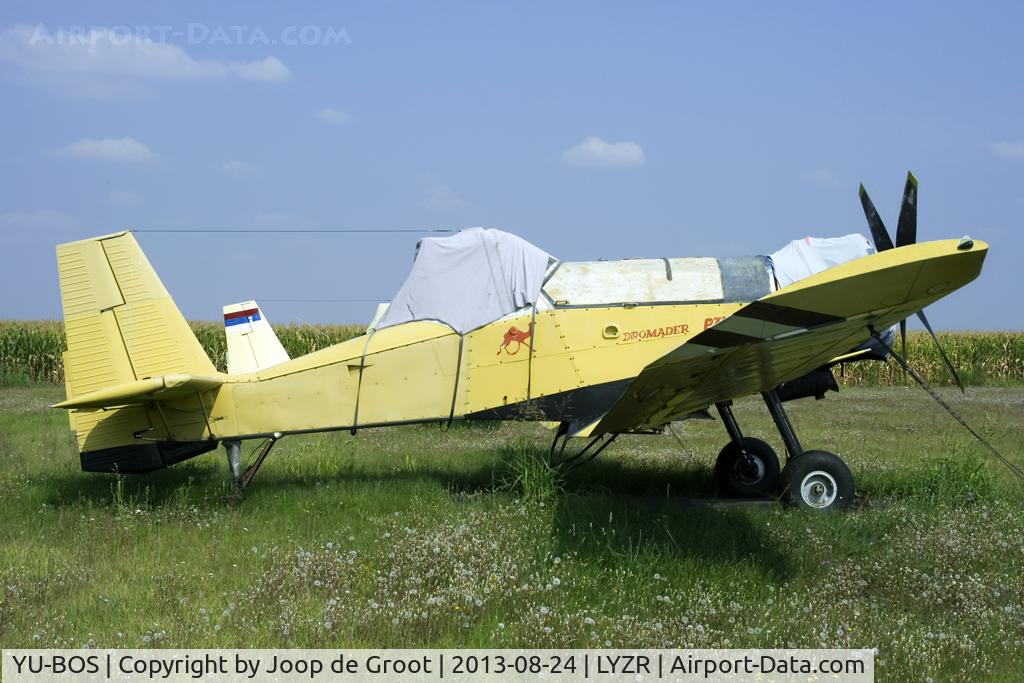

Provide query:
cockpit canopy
left=542, top=256, right=773, bottom=307
left=374, top=228, right=784, bottom=334
left=374, top=228, right=875, bottom=334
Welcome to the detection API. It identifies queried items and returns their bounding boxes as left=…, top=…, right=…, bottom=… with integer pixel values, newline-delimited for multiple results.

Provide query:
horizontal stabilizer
left=53, top=373, right=223, bottom=409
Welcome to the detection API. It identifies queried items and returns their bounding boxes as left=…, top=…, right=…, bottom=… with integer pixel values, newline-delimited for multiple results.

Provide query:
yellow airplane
left=53, top=174, right=986, bottom=511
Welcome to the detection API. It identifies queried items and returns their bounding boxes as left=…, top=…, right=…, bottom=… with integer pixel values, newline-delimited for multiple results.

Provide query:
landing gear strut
left=549, top=422, right=619, bottom=472
left=224, top=440, right=242, bottom=482
left=713, top=390, right=854, bottom=511
left=762, top=390, right=803, bottom=459
left=223, top=433, right=282, bottom=490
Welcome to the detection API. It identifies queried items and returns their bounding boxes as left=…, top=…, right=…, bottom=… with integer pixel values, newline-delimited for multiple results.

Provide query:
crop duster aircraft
left=54, top=174, right=986, bottom=511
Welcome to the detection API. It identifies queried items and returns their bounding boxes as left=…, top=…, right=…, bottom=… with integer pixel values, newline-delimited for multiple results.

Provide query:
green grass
left=1, top=386, right=1023, bottom=681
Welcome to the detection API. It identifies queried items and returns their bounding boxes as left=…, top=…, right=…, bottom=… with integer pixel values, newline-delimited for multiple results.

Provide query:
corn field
left=833, top=330, right=1024, bottom=386
left=1, top=321, right=1021, bottom=387
left=0, top=320, right=364, bottom=385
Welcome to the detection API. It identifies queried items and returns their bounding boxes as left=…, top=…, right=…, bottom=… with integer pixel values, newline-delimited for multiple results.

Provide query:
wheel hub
left=800, top=470, right=838, bottom=508
left=734, top=454, right=765, bottom=484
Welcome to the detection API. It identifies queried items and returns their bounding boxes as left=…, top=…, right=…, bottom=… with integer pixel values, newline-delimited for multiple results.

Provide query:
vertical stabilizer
left=57, top=231, right=216, bottom=400
left=223, top=300, right=290, bottom=374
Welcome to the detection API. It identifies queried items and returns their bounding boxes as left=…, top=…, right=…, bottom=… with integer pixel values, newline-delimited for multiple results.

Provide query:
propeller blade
left=916, top=309, right=965, bottom=393
left=859, top=184, right=895, bottom=251
left=895, top=171, right=918, bottom=247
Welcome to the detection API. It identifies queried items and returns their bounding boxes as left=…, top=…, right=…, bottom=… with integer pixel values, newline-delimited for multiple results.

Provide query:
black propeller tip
left=895, top=171, right=919, bottom=248
left=858, top=182, right=894, bottom=252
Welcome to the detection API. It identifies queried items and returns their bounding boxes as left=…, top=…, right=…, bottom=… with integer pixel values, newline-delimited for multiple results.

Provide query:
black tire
left=714, top=437, right=781, bottom=497
left=779, top=450, right=855, bottom=511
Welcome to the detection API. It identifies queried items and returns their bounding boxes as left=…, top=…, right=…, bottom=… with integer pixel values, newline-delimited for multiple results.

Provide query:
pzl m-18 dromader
left=54, top=173, right=986, bottom=510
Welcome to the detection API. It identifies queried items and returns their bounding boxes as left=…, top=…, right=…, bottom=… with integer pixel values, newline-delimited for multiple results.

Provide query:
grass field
left=1, top=384, right=1023, bottom=681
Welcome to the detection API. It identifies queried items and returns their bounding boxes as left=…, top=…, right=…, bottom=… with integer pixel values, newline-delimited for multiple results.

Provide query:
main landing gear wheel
left=779, top=450, right=855, bottom=512
left=714, top=437, right=781, bottom=497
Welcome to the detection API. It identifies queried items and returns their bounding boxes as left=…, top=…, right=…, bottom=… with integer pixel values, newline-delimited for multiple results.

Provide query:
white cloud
left=107, top=189, right=142, bottom=206
left=228, top=57, right=292, bottom=83
left=561, top=136, right=645, bottom=168
left=221, top=160, right=259, bottom=178
left=0, top=24, right=292, bottom=89
left=0, top=209, right=77, bottom=230
left=315, top=107, right=350, bottom=125
left=59, top=137, right=155, bottom=163
left=417, top=184, right=472, bottom=210
left=801, top=168, right=838, bottom=186
left=992, top=141, right=1024, bottom=159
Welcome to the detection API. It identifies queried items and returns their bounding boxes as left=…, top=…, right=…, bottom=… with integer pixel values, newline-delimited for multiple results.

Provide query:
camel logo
left=497, top=323, right=533, bottom=356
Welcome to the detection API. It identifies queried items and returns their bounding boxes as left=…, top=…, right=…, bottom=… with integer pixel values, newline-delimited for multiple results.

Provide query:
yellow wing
left=593, top=238, right=987, bottom=434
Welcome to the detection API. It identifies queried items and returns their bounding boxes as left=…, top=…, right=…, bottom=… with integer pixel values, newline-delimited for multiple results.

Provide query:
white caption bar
left=3, top=649, right=874, bottom=682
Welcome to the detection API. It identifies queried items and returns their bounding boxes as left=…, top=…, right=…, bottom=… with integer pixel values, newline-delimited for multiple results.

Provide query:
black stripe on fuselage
left=734, top=300, right=844, bottom=329
left=695, top=328, right=761, bottom=348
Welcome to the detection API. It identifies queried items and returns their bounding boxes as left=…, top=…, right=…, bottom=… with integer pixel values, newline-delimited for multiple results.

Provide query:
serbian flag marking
left=224, top=307, right=261, bottom=327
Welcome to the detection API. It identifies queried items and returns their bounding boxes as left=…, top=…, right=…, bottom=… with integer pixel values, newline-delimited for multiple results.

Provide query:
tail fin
left=56, top=231, right=220, bottom=472
left=222, top=300, right=289, bottom=374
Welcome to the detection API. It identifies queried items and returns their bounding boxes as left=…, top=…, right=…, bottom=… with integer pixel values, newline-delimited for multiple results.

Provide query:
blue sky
left=1, top=2, right=1021, bottom=328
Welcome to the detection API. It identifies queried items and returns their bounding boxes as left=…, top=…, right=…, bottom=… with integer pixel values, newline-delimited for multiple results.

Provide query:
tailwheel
left=779, top=450, right=855, bottom=511
left=714, top=437, right=780, bottom=497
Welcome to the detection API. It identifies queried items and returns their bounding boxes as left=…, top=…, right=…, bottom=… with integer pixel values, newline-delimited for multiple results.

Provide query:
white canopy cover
left=769, top=233, right=875, bottom=287
left=375, top=227, right=555, bottom=334
left=769, top=232, right=896, bottom=348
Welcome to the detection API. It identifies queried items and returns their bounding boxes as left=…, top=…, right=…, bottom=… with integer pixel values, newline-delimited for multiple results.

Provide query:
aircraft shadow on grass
left=43, top=440, right=792, bottom=580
